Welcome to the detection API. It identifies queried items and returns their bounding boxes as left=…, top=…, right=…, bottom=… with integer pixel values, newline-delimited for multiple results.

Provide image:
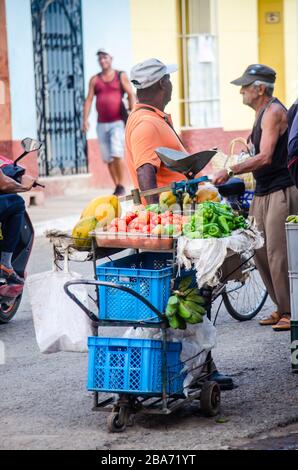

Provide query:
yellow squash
left=94, top=202, right=117, bottom=228
left=81, top=195, right=120, bottom=219
left=72, top=216, right=98, bottom=249
left=159, top=191, right=177, bottom=208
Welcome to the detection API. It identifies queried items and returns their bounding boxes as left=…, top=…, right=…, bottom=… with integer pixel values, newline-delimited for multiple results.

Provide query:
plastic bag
left=123, top=316, right=217, bottom=396
left=195, top=182, right=221, bottom=203
left=27, top=262, right=93, bottom=354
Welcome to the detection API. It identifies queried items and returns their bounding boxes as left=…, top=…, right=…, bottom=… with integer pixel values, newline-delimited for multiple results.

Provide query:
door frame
left=31, top=0, right=88, bottom=177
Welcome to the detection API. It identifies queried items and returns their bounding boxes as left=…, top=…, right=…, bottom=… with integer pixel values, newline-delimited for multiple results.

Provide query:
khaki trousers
left=249, top=185, right=298, bottom=315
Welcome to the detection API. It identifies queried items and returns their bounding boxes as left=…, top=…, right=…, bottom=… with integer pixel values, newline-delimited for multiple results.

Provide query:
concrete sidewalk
left=27, top=188, right=113, bottom=236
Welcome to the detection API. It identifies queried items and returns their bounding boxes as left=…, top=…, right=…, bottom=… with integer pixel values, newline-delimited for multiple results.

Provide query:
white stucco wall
left=5, top=0, right=37, bottom=139
left=5, top=0, right=133, bottom=141
left=81, top=0, right=133, bottom=138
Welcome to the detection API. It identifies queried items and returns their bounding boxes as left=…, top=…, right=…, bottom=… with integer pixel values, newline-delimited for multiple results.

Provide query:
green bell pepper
left=186, top=231, right=203, bottom=239
left=210, top=213, right=218, bottom=224
left=227, top=220, right=235, bottom=231
left=203, top=223, right=222, bottom=238
left=217, top=215, right=231, bottom=235
left=234, top=215, right=247, bottom=229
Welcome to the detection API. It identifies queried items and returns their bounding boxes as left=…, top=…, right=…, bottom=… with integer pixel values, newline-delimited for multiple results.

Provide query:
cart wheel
left=127, top=414, right=135, bottom=427
left=200, top=381, right=220, bottom=417
left=107, top=411, right=127, bottom=433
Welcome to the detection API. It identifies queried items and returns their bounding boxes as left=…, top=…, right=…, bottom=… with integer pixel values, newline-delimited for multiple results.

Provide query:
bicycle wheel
left=222, top=265, right=268, bottom=321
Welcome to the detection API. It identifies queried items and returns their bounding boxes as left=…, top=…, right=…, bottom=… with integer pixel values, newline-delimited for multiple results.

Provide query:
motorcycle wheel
left=0, top=295, right=22, bottom=324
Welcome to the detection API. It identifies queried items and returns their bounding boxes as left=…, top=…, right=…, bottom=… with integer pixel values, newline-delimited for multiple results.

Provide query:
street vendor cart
left=62, top=148, right=265, bottom=432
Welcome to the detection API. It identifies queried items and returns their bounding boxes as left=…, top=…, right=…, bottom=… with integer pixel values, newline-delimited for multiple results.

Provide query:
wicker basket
left=212, top=137, right=255, bottom=190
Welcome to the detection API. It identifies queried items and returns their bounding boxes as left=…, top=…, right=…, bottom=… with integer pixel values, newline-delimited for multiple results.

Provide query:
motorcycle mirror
left=21, top=138, right=42, bottom=153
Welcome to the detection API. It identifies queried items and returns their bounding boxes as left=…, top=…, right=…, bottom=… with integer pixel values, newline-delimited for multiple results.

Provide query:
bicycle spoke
left=224, top=267, right=267, bottom=318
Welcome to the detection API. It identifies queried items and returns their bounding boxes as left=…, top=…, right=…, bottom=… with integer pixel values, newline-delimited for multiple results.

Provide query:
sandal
left=0, top=264, right=24, bottom=285
left=272, top=314, right=291, bottom=332
left=259, top=311, right=281, bottom=326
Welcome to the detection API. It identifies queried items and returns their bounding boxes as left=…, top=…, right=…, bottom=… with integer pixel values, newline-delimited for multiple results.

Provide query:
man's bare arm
left=0, top=171, right=35, bottom=194
left=83, top=76, right=96, bottom=132
left=232, top=106, right=286, bottom=175
left=120, top=72, right=136, bottom=111
left=136, top=164, right=159, bottom=204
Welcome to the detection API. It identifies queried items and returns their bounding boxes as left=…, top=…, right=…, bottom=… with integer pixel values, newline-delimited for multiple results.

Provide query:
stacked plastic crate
left=285, top=223, right=298, bottom=373
left=87, top=252, right=187, bottom=394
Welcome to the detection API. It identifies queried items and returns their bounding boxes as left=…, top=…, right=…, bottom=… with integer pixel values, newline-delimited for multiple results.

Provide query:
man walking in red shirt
left=83, top=48, right=135, bottom=195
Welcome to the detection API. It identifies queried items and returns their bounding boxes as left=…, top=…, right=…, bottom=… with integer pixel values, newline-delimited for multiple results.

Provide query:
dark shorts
left=0, top=194, right=25, bottom=219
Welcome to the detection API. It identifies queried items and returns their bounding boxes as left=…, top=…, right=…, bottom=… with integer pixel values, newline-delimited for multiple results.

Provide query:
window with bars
left=180, top=0, right=220, bottom=129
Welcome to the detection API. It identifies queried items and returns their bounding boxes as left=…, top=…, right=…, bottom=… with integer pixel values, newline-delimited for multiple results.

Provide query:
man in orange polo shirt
left=125, top=59, right=187, bottom=203
left=125, top=58, right=234, bottom=390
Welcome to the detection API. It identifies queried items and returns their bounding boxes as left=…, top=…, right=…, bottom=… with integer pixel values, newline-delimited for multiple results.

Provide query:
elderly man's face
left=98, top=53, right=112, bottom=71
left=240, top=83, right=260, bottom=107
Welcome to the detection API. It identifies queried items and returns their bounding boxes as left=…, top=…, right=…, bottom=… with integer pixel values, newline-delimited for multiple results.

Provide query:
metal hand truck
left=63, top=239, right=221, bottom=433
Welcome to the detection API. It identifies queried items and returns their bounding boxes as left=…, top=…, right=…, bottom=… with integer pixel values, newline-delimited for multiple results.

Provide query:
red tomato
left=127, top=220, right=135, bottom=229
left=138, top=211, right=150, bottom=225
left=138, top=222, right=147, bottom=232
left=110, top=217, right=120, bottom=228
left=124, top=211, right=138, bottom=225
left=150, top=218, right=157, bottom=228
left=142, top=225, right=151, bottom=234
left=107, top=225, right=118, bottom=233
left=173, top=224, right=182, bottom=234
left=128, top=219, right=140, bottom=231
left=161, top=214, right=173, bottom=226
left=163, top=210, right=173, bottom=218
left=118, top=220, right=127, bottom=232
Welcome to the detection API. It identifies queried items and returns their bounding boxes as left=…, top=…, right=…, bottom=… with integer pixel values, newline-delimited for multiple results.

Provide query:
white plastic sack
left=123, top=316, right=216, bottom=396
left=27, top=268, right=93, bottom=354
left=177, top=218, right=264, bottom=288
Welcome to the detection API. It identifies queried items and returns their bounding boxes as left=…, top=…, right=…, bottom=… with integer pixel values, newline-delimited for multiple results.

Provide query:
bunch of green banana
left=286, top=215, right=298, bottom=223
left=164, top=276, right=206, bottom=329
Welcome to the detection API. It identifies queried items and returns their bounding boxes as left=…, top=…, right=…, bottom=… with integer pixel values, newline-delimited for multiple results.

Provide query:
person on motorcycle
left=0, top=170, right=36, bottom=284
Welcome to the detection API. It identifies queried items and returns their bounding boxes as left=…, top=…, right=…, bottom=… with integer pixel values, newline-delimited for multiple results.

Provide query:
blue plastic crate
left=96, top=252, right=172, bottom=323
left=87, top=337, right=186, bottom=395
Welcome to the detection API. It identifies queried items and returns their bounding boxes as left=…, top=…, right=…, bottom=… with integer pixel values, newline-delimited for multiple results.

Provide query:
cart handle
left=63, top=279, right=166, bottom=325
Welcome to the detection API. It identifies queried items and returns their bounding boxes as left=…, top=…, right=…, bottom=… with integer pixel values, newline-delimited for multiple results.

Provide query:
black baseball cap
left=231, top=64, right=276, bottom=86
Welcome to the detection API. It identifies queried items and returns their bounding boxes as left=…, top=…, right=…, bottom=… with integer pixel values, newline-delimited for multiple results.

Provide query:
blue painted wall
left=81, top=0, right=133, bottom=138
left=5, top=0, right=37, bottom=139
left=5, top=0, right=133, bottom=141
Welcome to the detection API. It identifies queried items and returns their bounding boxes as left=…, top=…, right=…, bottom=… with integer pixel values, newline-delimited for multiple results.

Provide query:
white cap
left=130, top=58, right=178, bottom=89
left=96, top=48, right=112, bottom=57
